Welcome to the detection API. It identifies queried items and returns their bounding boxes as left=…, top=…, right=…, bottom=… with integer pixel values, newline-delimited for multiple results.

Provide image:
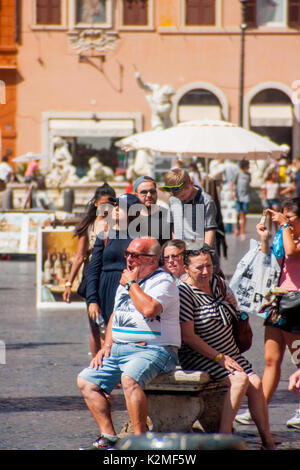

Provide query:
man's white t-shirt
left=0, top=162, right=12, bottom=182
left=112, top=269, right=181, bottom=347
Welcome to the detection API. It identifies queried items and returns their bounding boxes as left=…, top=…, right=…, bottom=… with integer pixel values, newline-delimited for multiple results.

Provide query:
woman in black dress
left=86, top=193, right=140, bottom=337
left=178, top=246, right=276, bottom=449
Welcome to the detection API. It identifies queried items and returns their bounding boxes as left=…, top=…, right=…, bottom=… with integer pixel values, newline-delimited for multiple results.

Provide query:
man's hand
left=120, top=266, right=140, bottom=286
left=90, top=344, right=112, bottom=369
left=88, top=302, right=101, bottom=323
left=288, top=370, right=300, bottom=395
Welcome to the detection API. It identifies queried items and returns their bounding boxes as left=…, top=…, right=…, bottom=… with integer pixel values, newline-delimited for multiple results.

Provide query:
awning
left=49, top=118, right=135, bottom=137
left=250, top=104, right=293, bottom=127
left=178, top=105, right=222, bottom=122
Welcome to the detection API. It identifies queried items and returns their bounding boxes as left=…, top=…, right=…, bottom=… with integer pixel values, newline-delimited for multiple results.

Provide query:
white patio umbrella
left=13, top=152, right=46, bottom=163
left=116, top=120, right=283, bottom=160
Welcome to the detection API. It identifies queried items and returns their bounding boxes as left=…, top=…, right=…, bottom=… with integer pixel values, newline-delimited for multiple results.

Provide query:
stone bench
left=143, top=367, right=228, bottom=434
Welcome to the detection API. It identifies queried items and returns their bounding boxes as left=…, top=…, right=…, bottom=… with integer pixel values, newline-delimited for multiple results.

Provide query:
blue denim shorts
left=78, top=342, right=178, bottom=394
left=264, top=198, right=280, bottom=209
left=235, top=201, right=249, bottom=213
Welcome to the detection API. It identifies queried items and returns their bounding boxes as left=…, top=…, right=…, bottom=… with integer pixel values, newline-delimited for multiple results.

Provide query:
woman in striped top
left=178, top=246, right=275, bottom=449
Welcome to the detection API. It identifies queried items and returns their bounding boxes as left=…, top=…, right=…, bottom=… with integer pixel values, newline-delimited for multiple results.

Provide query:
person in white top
left=0, top=156, right=13, bottom=182
left=77, top=237, right=180, bottom=450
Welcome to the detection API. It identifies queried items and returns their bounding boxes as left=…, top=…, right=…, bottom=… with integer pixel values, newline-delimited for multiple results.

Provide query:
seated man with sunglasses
left=133, top=175, right=172, bottom=246
left=77, top=237, right=180, bottom=450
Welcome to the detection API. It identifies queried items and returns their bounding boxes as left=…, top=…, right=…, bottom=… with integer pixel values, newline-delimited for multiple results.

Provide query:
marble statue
left=126, top=71, right=175, bottom=180
left=80, top=156, right=114, bottom=184
left=46, top=137, right=79, bottom=187
left=135, top=71, right=175, bottom=131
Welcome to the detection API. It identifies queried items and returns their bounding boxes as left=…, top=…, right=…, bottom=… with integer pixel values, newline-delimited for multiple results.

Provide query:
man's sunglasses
left=124, top=250, right=156, bottom=260
left=161, top=182, right=185, bottom=193
left=137, top=189, right=157, bottom=195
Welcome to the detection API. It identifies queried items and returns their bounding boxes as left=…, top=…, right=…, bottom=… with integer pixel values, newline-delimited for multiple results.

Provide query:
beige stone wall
left=15, top=1, right=300, bottom=161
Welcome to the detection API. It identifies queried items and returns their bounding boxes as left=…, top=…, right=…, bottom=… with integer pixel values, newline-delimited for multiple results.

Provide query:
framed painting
left=0, top=211, right=55, bottom=254
left=69, top=0, right=113, bottom=28
left=36, top=226, right=85, bottom=309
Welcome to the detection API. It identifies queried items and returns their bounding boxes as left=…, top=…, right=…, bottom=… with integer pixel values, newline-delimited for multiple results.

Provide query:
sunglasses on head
left=124, top=250, right=156, bottom=260
left=185, top=244, right=215, bottom=256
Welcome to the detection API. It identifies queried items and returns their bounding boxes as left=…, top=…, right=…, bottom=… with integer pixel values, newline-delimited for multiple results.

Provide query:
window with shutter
left=123, top=0, right=148, bottom=26
left=244, top=0, right=257, bottom=28
left=36, top=0, right=61, bottom=25
left=185, top=0, right=215, bottom=26
left=288, top=0, right=300, bottom=27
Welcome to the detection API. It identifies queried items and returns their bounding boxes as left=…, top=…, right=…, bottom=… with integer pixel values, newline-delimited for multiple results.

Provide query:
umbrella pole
left=205, top=158, right=209, bottom=192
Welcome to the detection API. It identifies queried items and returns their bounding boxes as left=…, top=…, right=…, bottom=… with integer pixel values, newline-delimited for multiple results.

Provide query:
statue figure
left=46, top=137, right=79, bottom=187
left=80, top=156, right=114, bottom=184
left=135, top=71, right=175, bottom=131
left=126, top=70, right=175, bottom=180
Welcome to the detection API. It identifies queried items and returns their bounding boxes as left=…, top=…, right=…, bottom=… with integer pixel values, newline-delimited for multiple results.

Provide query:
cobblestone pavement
left=0, top=215, right=299, bottom=451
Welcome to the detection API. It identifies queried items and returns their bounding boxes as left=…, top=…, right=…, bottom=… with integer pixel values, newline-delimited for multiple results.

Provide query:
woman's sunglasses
left=163, top=251, right=184, bottom=262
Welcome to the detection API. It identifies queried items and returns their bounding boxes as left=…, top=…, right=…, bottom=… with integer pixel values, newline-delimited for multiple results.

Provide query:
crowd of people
left=59, top=164, right=300, bottom=451
left=2, top=148, right=299, bottom=448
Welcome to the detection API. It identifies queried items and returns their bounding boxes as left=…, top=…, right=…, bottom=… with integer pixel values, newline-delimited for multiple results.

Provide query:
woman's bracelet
left=280, top=223, right=290, bottom=230
left=213, top=353, right=223, bottom=363
left=65, top=281, right=72, bottom=287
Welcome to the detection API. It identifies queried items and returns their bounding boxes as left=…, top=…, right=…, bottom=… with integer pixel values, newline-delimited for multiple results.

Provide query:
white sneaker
left=286, top=409, right=300, bottom=430
left=234, top=409, right=254, bottom=425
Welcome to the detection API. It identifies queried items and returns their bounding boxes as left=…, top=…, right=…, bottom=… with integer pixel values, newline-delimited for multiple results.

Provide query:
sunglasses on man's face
left=124, top=250, right=156, bottom=260
left=161, top=182, right=185, bottom=193
left=137, top=189, right=157, bottom=195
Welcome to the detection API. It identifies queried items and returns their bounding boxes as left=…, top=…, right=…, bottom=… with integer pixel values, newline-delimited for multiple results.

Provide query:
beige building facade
left=14, top=1, right=300, bottom=178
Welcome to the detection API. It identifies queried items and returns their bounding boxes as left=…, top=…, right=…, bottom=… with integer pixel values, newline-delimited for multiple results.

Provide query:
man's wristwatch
left=125, top=280, right=137, bottom=291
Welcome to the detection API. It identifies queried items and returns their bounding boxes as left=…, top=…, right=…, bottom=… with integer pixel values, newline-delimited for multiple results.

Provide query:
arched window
left=249, top=88, right=293, bottom=154
left=178, top=89, right=222, bottom=122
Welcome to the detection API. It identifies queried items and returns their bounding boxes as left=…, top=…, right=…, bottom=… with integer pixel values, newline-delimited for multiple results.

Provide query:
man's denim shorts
left=235, top=201, right=249, bottom=213
left=78, top=342, right=178, bottom=394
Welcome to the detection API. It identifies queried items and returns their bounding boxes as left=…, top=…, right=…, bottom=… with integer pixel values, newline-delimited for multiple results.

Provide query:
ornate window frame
left=31, top=0, right=68, bottom=30
left=69, top=0, right=113, bottom=30
left=118, top=0, right=154, bottom=31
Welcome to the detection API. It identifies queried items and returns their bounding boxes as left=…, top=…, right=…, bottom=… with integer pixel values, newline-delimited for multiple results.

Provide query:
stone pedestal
left=143, top=368, right=228, bottom=434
